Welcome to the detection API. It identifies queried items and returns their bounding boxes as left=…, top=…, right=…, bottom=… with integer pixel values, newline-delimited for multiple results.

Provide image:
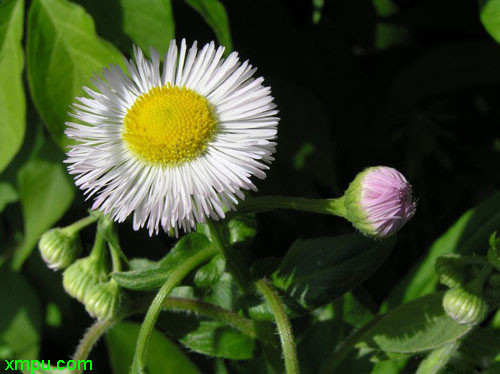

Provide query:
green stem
left=109, top=243, right=122, bottom=273
left=70, top=295, right=264, bottom=374
left=415, top=340, right=461, bottom=374
left=71, top=318, right=116, bottom=374
left=256, top=279, right=300, bottom=374
left=236, top=196, right=346, bottom=217
left=89, top=231, right=106, bottom=262
left=130, top=246, right=218, bottom=374
left=206, top=220, right=253, bottom=291
left=64, top=215, right=98, bottom=236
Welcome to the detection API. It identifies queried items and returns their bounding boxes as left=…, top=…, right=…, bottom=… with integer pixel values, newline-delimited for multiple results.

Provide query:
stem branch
left=415, top=340, right=461, bottom=374
left=236, top=196, right=346, bottom=217
left=256, top=279, right=299, bottom=374
left=65, top=215, right=98, bottom=235
left=130, top=246, right=218, bottom=373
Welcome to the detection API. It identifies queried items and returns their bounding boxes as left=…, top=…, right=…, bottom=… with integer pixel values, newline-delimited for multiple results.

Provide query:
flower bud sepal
left=39, top=227, right=81, bottom=270
left=435, top=254, right=466, bottom=289
left=442, top=265, right=492, bottom=326
left=442, top=286, right=489, bottom=325
left=84, top=279, right=121, bottom=320
left=62, top=231, right=108, bottom=303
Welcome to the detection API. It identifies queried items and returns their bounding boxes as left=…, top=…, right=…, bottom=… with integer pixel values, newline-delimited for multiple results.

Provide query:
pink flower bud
left=344, top=166, right=416, bottom=238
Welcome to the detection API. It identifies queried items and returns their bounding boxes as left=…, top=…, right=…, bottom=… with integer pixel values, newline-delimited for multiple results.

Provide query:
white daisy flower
left=65, top=40, right=279, bottom=235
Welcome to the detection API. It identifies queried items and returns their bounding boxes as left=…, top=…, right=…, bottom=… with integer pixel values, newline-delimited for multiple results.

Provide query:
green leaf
left=120, top=0, right=175, bottom=56
left=194, top=254, right=225, bottom=288
left=272, top=234, right=397, bottom=309
left=202, top=272, right=240, bottom=310
left=179, top=320, right=255, bottom=360
left=0, top=182, right=17, bottom=213
left=228, top=213, right=257, bottom=246
left=372, top=0, right=399, bottom=17
left=0, top=0, right=25, bottom=173
left=26, top=0, right=124, bottom=147
left=113, top=232, right=212, bottom=290
left=184, top=0, right=232, bottom=51
left=0, top=269, right=42, bottom=361
left=358, top=293, right=472, bottom=354
left=157, top=311, right=256, bottom=360
left=481, top=0, right=500, bottom=45
left=371, top=360, right=408, bottom=374
left=388, top=191, right=500, bottom=307
left=106, top=321, right=199, bottom=374
left=12, top=139, right=74, bottom=270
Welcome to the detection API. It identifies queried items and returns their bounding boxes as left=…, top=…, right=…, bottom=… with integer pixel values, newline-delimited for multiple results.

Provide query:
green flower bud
left=442, top=286, right=489, bottom=325
left=435, top=255, right=465, bottom=289
left=62, top=256, right=108, bottom=303
left=84, top=280, right=121, bottom=320
left=343, top=166, right=416, bottom=238
left=39, top=228, right=81, bottom=270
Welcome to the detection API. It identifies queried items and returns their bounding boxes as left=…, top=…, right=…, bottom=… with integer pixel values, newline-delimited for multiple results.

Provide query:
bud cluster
left=39, top=213, right=123, bottom=320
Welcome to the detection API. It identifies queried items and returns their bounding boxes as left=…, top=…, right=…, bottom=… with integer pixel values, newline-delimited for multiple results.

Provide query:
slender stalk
left=415, top=340, right=461, bottom=374
left=65, top=215, right=98, bottom=235
left=236, top=196, right=346, bottom=217
left=69, top=295, right=263, bottom=374
left=130, top=246, right=218, bottom=374
left=71, top=318, right=116, bottom=374
left=89, top=231, right=106, bottom=261
left=206, top=220, right=253, bottom=291
left=109, top=243, right=122, bottom=273
left=256, top=279, right=300, bottom=374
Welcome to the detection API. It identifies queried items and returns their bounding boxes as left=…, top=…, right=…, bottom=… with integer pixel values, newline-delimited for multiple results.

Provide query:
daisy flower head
left=343, top=166, right=416, bottom=238
left=65, top=40, right=279, bottom=235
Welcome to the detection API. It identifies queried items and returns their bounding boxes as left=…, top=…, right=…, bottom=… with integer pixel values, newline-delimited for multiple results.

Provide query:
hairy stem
left=71, top=318, right=116, bottom=374
left=65, top=215, right=98, bottom=235
left=256, top=279, right=300, bottom=374
left=415, top=340, right=461, bottom=374
left=70, top=295, right=265, bottom=373
left=236, top=196, right=346, bottom=217
left=130, top=246, right=218, bottom=373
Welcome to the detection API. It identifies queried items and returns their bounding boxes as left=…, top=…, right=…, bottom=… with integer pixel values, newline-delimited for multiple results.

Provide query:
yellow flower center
left=122, top=85, right=218, bottom=166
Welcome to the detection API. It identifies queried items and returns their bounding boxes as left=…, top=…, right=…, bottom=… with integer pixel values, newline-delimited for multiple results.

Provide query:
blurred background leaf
left=26, top=0, right=124, bottom=147
left=120, top=0, right=175, bottom=56
left=106, top=321, right=200, bottom=374
left=184, top=0, right=232, bottom=51
left=0, top=0, right=25, bottom=174
left=12, top=137, right=74, bottom=270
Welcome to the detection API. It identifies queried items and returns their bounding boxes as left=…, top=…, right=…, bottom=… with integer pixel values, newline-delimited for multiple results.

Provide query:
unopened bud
left=62, top=256, right=108, bottom=303
left=435, top=255, right=465, bottom=289
left=343, top=166, right=416, bottom=238
left=84, top=280, right=121, bottom=320
left=442, top=286, right=488, bottom=325
left=39, top=228, right=81, bottom=270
